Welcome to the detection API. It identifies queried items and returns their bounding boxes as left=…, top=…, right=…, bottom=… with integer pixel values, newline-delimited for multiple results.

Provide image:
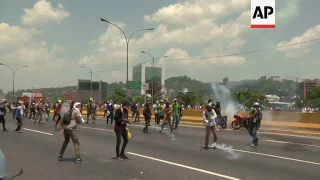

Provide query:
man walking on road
left=58, top=102, right=85, bottom=164
left=247, top=102, right=262, bottom=147
left=172, top=99, right=181, bottom=130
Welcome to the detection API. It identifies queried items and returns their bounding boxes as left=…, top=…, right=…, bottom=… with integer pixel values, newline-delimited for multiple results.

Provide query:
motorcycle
left=217, top=115, right=228, bottom=129
left=231, top=111, right=250, bottom=130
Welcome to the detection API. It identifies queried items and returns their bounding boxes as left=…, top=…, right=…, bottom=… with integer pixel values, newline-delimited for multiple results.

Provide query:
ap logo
left=251, top=0, right=275, bottom=28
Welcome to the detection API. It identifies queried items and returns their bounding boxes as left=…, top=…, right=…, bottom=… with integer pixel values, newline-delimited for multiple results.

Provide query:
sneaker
left=120, top=154, right=128, bottom=159
left=3, top=129, right=7, bottom=132
left=250, top=144, right=255, bottom=147
left=76, top=159, right=85, bottom=164
left=58, top=155, right=63, bottom=161
left=116, top=156, right=124, bottom=160
left=16, top=130, right=22, bottom=133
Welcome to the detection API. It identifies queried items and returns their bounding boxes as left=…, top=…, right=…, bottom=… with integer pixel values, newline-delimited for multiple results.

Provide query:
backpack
left=62, top=109, right=74, bottom=125
left=14, top=108, right=21, bottom=119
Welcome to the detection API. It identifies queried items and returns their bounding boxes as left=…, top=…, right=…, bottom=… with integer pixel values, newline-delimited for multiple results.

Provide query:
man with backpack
left=58, top=101, right=85, bottom=164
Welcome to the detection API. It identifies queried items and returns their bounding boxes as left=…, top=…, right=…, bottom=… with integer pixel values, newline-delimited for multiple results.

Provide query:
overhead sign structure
left=127, top=81, right=142, bottom=90
left=251, top=0, right=275, bottom=28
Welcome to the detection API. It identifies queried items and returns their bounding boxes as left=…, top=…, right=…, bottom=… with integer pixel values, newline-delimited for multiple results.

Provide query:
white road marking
left=264, top=139, right=320, bottom=148
left=80, top=126, right=113, bottom=132
left=230, top=148, right=320, bottom=166
left=259, top=131, right=320, bottom=140
left=24, top=128, right=54, bottom=136
left=127, top=152, right=241, bottom=180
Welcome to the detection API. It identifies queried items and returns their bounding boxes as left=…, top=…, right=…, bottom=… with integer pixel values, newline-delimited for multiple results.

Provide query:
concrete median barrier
left=50, top=108, right=320, bottom=131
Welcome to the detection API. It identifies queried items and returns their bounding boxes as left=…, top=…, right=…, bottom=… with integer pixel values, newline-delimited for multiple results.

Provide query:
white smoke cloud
left=211, top=83, right=243, bottom=118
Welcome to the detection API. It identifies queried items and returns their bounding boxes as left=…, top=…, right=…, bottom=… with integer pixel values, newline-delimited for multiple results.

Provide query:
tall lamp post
left=81, top=66, right=93, bottom=99
left=100, top=18, right=154, bottom=98
left=141, top=51, right=168, bottom=104
left=0, top=63, right=28, bottom=98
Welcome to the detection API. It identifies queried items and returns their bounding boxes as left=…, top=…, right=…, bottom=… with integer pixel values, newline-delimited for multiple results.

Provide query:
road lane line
left=259, top=131, right=320, bottom=140
left=127, top=152, right=241, bottom=180
left=80, top=126, right=113, bottom=132
left=264, top=139, right=320, bottom=148
left=230, top=148, right=320, bottom=166
left=24, top=128, right=54, bottom=136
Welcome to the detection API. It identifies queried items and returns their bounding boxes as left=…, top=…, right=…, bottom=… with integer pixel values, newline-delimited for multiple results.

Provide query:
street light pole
left=100, top=18, right=154, bottom=99
left=141, top=51, right=168, bottom=104
left=0, top=63, right=28, bottom=98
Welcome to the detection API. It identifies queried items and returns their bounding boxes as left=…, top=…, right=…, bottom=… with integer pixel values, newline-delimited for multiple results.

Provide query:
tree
left=298, top=87, right=320, bottom=107
left=232, top=90, right=268, bottom=108
left=165, top=76, right=213, bottom=98
left=147, top=77, right=163, bottom=103
left=106, top=88, right=126, bottom=104
left=178, top=94, right=204, bottom=106
left=233, top=77, right=296, bottom=98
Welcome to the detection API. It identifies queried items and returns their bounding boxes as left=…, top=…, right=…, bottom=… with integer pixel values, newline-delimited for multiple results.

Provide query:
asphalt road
left=0, top=116, right=320, bottom=180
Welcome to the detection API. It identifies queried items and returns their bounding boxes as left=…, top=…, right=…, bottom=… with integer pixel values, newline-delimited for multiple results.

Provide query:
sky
left=0, top=0, right=320, bottom=93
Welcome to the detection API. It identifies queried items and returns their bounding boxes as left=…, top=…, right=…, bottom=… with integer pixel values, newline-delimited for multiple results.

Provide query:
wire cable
left=56, top=72, right=91, bottom=87
left=164, top=37, right=320, bottom=61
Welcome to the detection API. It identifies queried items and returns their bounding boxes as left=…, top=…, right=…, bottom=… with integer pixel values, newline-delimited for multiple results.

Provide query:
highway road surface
left=0, top=117, right=320, bottom=180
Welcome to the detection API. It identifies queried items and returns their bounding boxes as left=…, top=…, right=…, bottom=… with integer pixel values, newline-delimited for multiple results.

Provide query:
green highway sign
left=127, top=81, right=142, bottom=89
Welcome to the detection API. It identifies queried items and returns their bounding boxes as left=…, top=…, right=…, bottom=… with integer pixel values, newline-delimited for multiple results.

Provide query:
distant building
left=265, top=95, right=280, bottom=102
left=223, top=77, right=228, bottom=84
left=76, top=79, right=107, bottom=103
left=299, top=80, right=319, bottom=98
left=22, top=92, right=43, bottom=99
left=132, top=63, right=165, bottom=95
left=64, top=92, right=76, bottom=101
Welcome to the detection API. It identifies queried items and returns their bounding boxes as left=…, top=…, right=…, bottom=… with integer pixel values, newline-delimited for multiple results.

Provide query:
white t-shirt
left=65, top=109, right=82, bottom=129
left=203, top=110, right=217, bottom=126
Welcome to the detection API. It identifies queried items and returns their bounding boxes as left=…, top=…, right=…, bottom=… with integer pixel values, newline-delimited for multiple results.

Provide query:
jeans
left=59, top=129, right=81, bottom=159
left=143, top=117, right=150, bottom=132
left=248, top=125, right=259, bottom=144
left=161, top=117, right=173, bottom=133
left=107, top=112, right=114, bottom=124
left=0, top=115, right=6, bottom=130
left=172, top=114, right=180, bottom=129
left=155, top=113, right=160, bottom=125
left=114, top=128, right=128, bottom=157
left=16, top=117, right=22, bottom=131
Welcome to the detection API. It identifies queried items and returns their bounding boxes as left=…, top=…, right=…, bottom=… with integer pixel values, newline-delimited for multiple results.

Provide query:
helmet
left=216, top=101, right=220, bottom=105
left=253, top=102, right=260, bottom=108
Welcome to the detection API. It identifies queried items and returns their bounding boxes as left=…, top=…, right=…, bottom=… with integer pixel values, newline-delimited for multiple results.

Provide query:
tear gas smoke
left=215, top=143, right=242, bottom=159
left=153, top=125, right=177, bottom=141
left=211, top=83, right=244, bottom=118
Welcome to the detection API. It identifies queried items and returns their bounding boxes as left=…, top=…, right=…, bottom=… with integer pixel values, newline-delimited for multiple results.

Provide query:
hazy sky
left=0, top=0, right=320, bottom=92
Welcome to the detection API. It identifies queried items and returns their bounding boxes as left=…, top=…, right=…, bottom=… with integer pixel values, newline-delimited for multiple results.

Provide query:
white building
left=132, top=63, right=165, bottom=95
left=265, top=94, right=280, bottom=102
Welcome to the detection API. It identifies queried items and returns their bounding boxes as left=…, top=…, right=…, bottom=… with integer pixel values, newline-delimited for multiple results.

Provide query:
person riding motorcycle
left=246, top=102, right=262, bottom=147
